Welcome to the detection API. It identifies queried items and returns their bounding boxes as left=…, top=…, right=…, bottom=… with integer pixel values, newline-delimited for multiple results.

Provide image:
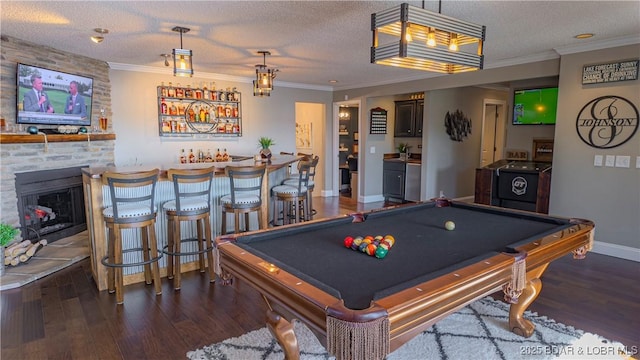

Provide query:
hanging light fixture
left=253, top=81, right=271, bottom=97
left=371, top=2, right=485, bottom=74
left=171, top=26, right=193, bottom=77
left=253, top=51, right=279, bottom=97
left=339, top=106, right=351, bottom=120
left=91, top=28, right=109, bottom=44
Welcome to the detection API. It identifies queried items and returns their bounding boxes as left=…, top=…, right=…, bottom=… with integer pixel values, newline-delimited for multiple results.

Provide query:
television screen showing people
left=17, top=63, right=93, bottom=126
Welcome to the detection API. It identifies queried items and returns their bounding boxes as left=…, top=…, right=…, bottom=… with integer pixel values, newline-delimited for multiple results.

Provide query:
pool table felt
left=236, top=203, right=570, bottom=310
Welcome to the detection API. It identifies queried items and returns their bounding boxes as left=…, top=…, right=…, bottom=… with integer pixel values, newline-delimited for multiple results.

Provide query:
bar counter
left=82, top=155, right=301, bottom=291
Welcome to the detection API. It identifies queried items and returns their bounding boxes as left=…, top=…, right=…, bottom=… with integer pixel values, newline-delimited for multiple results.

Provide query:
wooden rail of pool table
left=215, top=206, right=594, bottom=360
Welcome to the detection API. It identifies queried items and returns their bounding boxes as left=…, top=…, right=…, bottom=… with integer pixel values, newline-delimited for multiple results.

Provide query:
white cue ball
left=445, top=221, right=456, bottom=231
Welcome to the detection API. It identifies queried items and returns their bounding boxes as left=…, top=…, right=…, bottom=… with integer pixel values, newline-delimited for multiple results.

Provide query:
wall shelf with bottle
left=157, top=82, right=243, bottom=138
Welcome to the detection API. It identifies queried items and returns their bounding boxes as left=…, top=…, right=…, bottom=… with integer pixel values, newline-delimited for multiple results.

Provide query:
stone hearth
left=0, top=230, right=89, bottom=290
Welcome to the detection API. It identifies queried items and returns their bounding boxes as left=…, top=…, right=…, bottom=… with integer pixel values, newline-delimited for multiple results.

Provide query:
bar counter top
left=81, top=154, right=301, bottom=178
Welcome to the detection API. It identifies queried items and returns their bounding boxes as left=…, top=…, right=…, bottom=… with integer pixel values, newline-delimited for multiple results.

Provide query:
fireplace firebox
left=15, top=166, right=88, bottom=243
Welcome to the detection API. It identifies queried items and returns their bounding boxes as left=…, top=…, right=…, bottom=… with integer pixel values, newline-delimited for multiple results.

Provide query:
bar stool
left=220, top=164, right=267, bottom=234
left=282, top=155, right=318, bottom=220
left=101, top=169, right=162, bottom=304
left=163, top=167, right=216, bottom=290
left=272, top=160, right=311, bottom=225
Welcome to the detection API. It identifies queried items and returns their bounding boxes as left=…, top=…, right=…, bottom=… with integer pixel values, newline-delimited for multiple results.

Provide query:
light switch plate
left=605, top=155, right=615, bottom=167
left=594, top=155, right=603, bottom=167
left=369, top=146, right=375, bottom=154
left=636, top=156, right=640, bottom=169
left=615, top=155, right=631, bottom=168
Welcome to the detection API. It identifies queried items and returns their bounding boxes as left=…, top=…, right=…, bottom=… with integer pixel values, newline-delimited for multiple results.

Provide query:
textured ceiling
left=1, top=1, right=639, bottom=90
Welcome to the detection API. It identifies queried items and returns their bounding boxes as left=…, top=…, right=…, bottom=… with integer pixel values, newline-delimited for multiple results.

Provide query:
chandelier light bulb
left=426, top=29, right=436, bottom=47
left=449, top=33, right=459, bottom=52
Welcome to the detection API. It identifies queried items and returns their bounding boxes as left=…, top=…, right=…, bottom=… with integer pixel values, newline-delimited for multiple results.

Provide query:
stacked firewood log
left=4, top=239, right=47, bottom=266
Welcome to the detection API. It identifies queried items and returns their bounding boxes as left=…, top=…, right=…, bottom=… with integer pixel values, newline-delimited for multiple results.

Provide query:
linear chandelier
left=172, top=26, right=194, bottom=77
left=253, top=51, right=278, bottom=97
left=371, top=2, right=485, bottom=74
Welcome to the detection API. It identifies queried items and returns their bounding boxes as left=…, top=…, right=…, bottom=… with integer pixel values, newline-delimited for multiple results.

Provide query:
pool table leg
left=267, top=310, right=300, bottom=360
left=508, top=263, right=549, bottom=337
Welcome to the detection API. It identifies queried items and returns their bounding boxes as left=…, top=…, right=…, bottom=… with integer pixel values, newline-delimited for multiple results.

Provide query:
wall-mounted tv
left=512, top=87, right=558, bottom=125
left=16, top=63, right=93, bottom=126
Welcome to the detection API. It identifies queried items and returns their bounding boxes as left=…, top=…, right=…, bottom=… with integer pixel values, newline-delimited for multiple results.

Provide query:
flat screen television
left=16, top=63, right=93, bottom=126
left=512, top=87, right=558, bottom=125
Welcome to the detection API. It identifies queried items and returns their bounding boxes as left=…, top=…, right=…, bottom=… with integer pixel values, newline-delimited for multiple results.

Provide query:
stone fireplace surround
left=1, top=35, right=114, bottom=239
left=0, top=138, right=115, bottom=240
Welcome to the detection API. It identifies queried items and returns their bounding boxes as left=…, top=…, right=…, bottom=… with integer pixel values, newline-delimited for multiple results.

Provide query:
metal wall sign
left=576, top=95, right=639, bottom=149
left=582, top=59, right=639, bottom=85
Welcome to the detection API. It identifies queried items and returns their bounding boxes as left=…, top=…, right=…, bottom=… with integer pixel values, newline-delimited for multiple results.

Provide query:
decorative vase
left=399, top=152, right=407, bottom=161
left=260, top=148, right=272, bottom=160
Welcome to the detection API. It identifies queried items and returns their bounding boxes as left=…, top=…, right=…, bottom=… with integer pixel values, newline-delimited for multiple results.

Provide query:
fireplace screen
left=15, top=166, right=87, bottom=243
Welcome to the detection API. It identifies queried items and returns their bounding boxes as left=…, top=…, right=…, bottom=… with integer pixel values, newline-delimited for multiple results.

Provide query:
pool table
left=215, top=199, right=594, bottom=360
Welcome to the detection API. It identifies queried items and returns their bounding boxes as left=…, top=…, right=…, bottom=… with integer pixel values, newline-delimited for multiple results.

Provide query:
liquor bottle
left=177, top=100, right=185, bottom=116
left=232, top=104, right=238, bottom=117
left=204, top=106, right=210, bottom=123
left=215, top=148, right=223, bottom=162
left=167, top=82, right=175, bottom=97
left=205, top=149, right=213, bottom=162
left=225, top=120, right=233, bottom=133
left=179, top=121, right=187, bottom=133
left=203, top=83, right=209, bottom=100
left=162, top=119, right=171, bottom=133
left=222, top=148, right=229, bottom=162
left=179, top=149, right=187, bottom=164
left=199, top=106, right=206, bottom=123
left=160, top=98, right=168, bottom=114
left=169, top=102, right=178, bottom=115
left=161, top=82, right=168, bottom=97
left=233, top=123, right=240, bottom=134
left=188, top=149, right=196, bottom=163
left=198, top=149, right=204, bottom=163
left=188, top=107, right=195, bottom=122
left=185, top=84, right=193, bottom=99
left=211, top=82, right=217, bottom=101
left=176, top=84, right=184, bottom=98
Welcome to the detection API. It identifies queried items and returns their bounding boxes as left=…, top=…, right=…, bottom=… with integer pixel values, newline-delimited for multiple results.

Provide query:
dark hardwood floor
left=2, top=196, right=639, bottom=359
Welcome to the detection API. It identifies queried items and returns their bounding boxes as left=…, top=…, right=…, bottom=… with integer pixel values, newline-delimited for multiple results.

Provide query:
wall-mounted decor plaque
left=582, top=59, right=638, bottom=85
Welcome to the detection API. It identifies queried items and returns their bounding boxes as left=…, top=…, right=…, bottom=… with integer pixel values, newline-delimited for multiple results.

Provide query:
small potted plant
left=258, top=137, right=275, bottom=160
left=397, top=143, right=410, bottom=160
left=0, top=223, right=19, bottom=275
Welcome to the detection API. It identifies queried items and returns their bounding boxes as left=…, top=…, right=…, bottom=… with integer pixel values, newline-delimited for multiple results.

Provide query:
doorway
left=333, top=100, right=360, bottom=201
left=480, top=99, right=507, bottom=167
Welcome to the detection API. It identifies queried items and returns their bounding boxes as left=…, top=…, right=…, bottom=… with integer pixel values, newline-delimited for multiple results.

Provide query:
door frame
left=332, top=99, right=361, bottom=198
left=480, top=99, right=507, bottom=166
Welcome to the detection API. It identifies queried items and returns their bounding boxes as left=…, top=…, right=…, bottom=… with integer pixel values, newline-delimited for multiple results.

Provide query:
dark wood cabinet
left=394, top=100, right=423, bottom=137
left=383, top=161, right=405, bottom=202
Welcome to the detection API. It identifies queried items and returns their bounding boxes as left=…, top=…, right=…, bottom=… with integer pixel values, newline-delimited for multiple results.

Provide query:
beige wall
left=550, top=44, right=639, bottom=254
left=109, top=69, right=332, bottom=172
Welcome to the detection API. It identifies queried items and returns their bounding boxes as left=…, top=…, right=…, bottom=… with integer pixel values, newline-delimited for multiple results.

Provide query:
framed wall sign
left=582, top=59, right=639, bottom=85
left=369, top=107, right=387, bottom=134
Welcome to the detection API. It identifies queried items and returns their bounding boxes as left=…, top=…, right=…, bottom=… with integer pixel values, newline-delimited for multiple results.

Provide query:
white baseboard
left=320, top=190, right=336, bottom=197
left=361, top=194, right=385, bottom=203
left=591, top=241, right=640, bottom=262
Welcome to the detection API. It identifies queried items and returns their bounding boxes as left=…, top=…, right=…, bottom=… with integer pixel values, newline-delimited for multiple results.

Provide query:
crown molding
left=554, top=34, right=640, bottom=56
left=107, top=62, right=333, bottom=92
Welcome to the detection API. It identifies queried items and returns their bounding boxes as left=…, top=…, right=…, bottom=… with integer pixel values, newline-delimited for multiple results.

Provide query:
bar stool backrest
left=308, top=155, right=319, bottom=182
left=294, top=160, right=312, bottom=193
left=167, top=167, right=215, bottom=216
left=225, top=164, right=267, bottom=207
left=102, top=169, right=159, bottom=224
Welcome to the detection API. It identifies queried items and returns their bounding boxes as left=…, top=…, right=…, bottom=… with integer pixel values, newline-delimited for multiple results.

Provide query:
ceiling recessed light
left=329, top=80, right=338, bottom=83
left=574, top=33, right=594, bottom=39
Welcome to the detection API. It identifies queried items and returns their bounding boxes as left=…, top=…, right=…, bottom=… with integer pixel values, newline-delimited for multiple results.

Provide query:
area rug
left=187, top=297, right=631, bottom=360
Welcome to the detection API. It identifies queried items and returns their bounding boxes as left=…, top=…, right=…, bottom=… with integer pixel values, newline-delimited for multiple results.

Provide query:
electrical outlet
left=594, top=155, right=603, bottom=167
left=605, top=155, right=615, bottom=167
left=615, top=155, right=630, bottom=168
